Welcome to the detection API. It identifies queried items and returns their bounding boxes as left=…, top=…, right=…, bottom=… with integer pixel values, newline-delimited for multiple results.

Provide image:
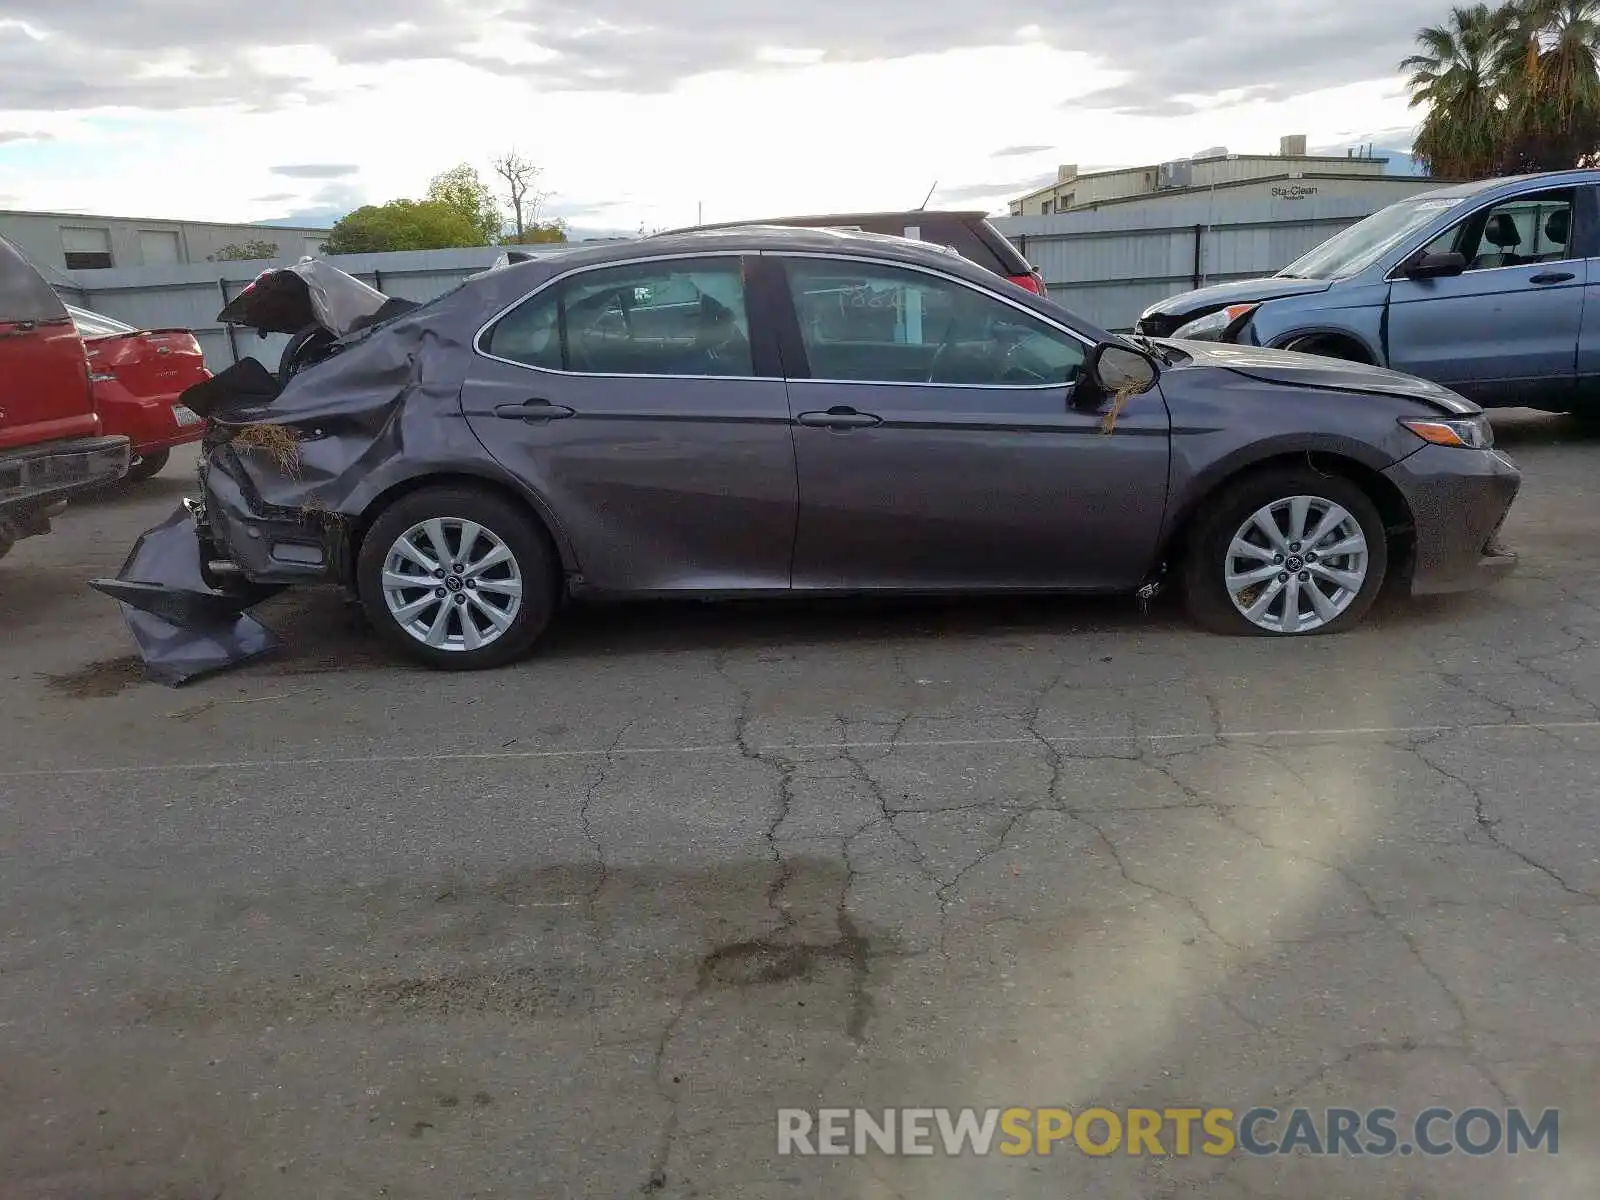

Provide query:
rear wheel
left=278, top=323, right=337, bottom=380
left=1183, top=468, right=1388, bottom=636
left=125, top=448, right=171, bottom=482
left=356, top=486, right=558, bottom=670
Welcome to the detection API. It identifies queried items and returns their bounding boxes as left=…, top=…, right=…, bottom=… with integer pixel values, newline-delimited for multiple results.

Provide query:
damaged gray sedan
left=94, top=228, right=1522, bottom=679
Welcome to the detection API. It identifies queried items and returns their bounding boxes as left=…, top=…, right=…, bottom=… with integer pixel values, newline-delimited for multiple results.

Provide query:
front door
left=1387, top=185, right=1586, bottom=408
left=461, top=253, right=798, bottom=594
left=773, top=254, right=1171, bottom=592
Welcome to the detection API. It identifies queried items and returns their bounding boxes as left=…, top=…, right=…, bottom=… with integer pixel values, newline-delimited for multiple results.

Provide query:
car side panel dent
left=1152, top=370, right=1426, bottom=561
left=1245, top=284, right=1390, bottom=364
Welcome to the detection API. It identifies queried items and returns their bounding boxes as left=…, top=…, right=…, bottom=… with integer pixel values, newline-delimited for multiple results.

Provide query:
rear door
left=1387, top=185, right=1586, bottom=408
left=460, top=252, right=799, bottom=594
left=774, top=253, right=1170, bottom=591
left=0, top=235, right=96, bottom=450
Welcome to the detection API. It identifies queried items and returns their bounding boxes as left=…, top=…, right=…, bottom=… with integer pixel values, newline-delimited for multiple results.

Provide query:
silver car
left=96, top=227, right=1521, bottom=677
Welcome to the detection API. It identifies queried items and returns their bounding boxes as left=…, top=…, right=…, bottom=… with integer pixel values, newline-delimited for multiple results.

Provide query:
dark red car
left=68, top=304, right=209, bottom=481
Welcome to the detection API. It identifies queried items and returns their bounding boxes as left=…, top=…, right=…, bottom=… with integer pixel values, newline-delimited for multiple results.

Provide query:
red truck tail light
left=1007, top=272, right=1046, bottom=296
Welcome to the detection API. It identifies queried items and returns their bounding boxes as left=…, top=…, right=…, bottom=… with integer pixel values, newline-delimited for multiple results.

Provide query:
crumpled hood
left=1157, top=339, right=1480, bottom=415
left=1140, top=275, right=1334, bottom=322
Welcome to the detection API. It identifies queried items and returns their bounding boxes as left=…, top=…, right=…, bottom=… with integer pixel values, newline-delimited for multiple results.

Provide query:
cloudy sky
left=0, top=2, right=1436, bottom=235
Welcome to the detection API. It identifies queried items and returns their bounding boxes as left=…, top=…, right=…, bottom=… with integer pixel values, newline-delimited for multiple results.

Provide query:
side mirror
left=1080, top=342, right=1158, bottom=403
left=1402, top=250, right=1466, bottom=279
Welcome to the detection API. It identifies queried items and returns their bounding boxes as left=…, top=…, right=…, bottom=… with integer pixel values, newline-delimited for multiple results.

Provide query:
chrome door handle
left=796, top=407, right=882, bottom=429
left=1529, top=271, right=1575, bottom=284
left=494, top=399, right=575, bottom=422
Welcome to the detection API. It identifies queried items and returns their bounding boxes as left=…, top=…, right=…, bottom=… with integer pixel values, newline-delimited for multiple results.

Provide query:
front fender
left=1154, top=368, right=1426, bottom=556
left=1242, top=285, right=1390, bottom=364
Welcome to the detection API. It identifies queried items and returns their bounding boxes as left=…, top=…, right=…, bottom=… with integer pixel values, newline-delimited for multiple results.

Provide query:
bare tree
left=491, top=150, right=546, bottom=239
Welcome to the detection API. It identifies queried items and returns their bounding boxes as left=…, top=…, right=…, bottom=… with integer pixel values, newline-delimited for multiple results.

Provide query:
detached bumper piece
left=89, top=503, right=286, bottom=686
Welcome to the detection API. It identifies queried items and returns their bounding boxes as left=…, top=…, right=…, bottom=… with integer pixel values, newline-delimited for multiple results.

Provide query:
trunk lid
left=84, top=328, right=209, bottom=398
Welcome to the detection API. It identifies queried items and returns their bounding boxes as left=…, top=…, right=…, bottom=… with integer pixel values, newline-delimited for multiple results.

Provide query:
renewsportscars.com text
left=777, top=1106, right=1560, bottom=1158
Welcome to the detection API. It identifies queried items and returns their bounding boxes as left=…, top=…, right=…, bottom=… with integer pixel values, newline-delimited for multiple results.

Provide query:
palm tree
left=1483, top=0, right=1600, bottom=170
left=1528, top=0, right=1600, bottom=118
left=1402, top=4, right=1512, bottom=176
left=1403, top=0, right=1600, bottom=175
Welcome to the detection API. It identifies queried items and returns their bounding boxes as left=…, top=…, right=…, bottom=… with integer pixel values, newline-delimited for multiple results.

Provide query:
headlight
left=1170, top=303, right=1258, bottom=341
left=1399, top=415, right=1494, bottom=449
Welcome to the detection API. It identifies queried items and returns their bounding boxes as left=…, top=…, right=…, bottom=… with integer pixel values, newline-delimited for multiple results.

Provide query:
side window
left=484, top=257, right=753, bottom=376
left=1422, top=188, right=1576, bottom=270
left=782, top=258, right=1084, bottom=387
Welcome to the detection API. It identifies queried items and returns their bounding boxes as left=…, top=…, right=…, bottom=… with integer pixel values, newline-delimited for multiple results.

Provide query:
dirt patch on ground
left=41, top=655, right=147, bottom=698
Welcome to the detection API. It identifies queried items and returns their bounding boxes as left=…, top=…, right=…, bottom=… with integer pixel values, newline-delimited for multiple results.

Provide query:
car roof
left=662, top=209, right=994, bottom=234
left=522, top=223, right=985, bottom=273
left=451, top=223, right=1110, bottom=343
left=1411, top=168, right=1600, bottom=202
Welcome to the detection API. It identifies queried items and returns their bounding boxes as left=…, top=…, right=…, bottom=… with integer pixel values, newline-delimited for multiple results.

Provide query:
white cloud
left=0, top=15, right=1424, bottom=230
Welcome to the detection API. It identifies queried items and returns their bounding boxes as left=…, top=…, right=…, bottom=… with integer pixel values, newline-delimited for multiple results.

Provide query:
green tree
left=501, top=220, right=568, bottom=245
left=425, top=164, right=502, bottom=244
left=1403, top=0, right=1600, bottom=177
left=208, top=239, right=282, bottom=262
left=322, top=200, right=485, bottom=254
left=1403, top=4, right=1509, bottom=177
left=1499, top=0, right=1600, bottom=170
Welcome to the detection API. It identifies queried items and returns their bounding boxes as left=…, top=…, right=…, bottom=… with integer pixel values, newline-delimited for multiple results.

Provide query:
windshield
left=1279, top=197, right=1463, bottom=280
left=66, top=304, right=136, bottom=337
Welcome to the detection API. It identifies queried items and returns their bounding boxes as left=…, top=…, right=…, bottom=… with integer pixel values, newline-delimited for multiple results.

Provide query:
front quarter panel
left=1156, top=364, right=1437, bottom=551
left=1243, top=281, right=1391, bottom=362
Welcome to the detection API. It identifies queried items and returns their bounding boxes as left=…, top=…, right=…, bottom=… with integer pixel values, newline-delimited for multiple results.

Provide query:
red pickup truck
left=0, top=234, right=130, bottom=559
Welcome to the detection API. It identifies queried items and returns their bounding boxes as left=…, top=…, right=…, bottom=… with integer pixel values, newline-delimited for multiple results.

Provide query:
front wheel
left=356, top=486, right=558, bottom=670
left=1182, top=468, right=1388, bottom=636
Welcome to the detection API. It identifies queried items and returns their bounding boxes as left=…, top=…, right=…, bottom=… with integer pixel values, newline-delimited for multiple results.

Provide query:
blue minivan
left=1135, top=170, right=1600, bottom=413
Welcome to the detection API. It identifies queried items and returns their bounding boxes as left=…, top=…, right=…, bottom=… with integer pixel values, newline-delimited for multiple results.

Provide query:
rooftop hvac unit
left=1157, top=160, right=1193, bottom=189
left=1191, top=146, right=1228, bottom=160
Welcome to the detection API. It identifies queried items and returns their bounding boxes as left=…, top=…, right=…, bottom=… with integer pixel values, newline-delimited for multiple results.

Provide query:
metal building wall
left=0, top=211, right=331, bottom=272
left=47, top=187, right=1446, bottom=360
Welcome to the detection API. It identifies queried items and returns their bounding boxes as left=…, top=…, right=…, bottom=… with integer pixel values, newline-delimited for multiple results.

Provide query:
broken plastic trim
left=217, top=259, right=390, bottom=339
left=89, top=503, right=286, bottom=686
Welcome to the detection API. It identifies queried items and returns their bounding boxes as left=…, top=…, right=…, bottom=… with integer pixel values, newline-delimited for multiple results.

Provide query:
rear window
left=0, top=235, right=70, bottom=324
left=847, top=217, right=1013, bottom=273
left=759, top=214, right=1028, bottom=276
left=68, top=305, right=136, bottom=338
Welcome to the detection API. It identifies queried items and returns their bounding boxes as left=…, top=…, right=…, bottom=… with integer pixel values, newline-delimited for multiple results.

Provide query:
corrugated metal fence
left=50, top=246, right=568, bottom=373
left=994, top=194, right=1399, bottom=330
left=47, top=197, right=1402, bottom=363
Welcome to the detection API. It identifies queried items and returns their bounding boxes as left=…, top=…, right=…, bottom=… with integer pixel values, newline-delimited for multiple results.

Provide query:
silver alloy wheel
left=1224, top=495, right=1369, bottom=634
left=381, top=517, right=524, bottom=652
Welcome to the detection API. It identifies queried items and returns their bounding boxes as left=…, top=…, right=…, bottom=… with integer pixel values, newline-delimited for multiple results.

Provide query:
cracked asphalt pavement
left=2, top=412, right=1598, bottom=1198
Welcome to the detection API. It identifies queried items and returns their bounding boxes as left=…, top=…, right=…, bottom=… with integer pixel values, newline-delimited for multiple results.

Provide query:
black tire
left=278, top=324, right=336, bottom=381
left=356, top=485, right=558, bottom=670
left=125, top=448, right=171, bottom=483
left=1182, top=467, right=1388, bottom=637
left=1280, top=336, right=1370, bottom=364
